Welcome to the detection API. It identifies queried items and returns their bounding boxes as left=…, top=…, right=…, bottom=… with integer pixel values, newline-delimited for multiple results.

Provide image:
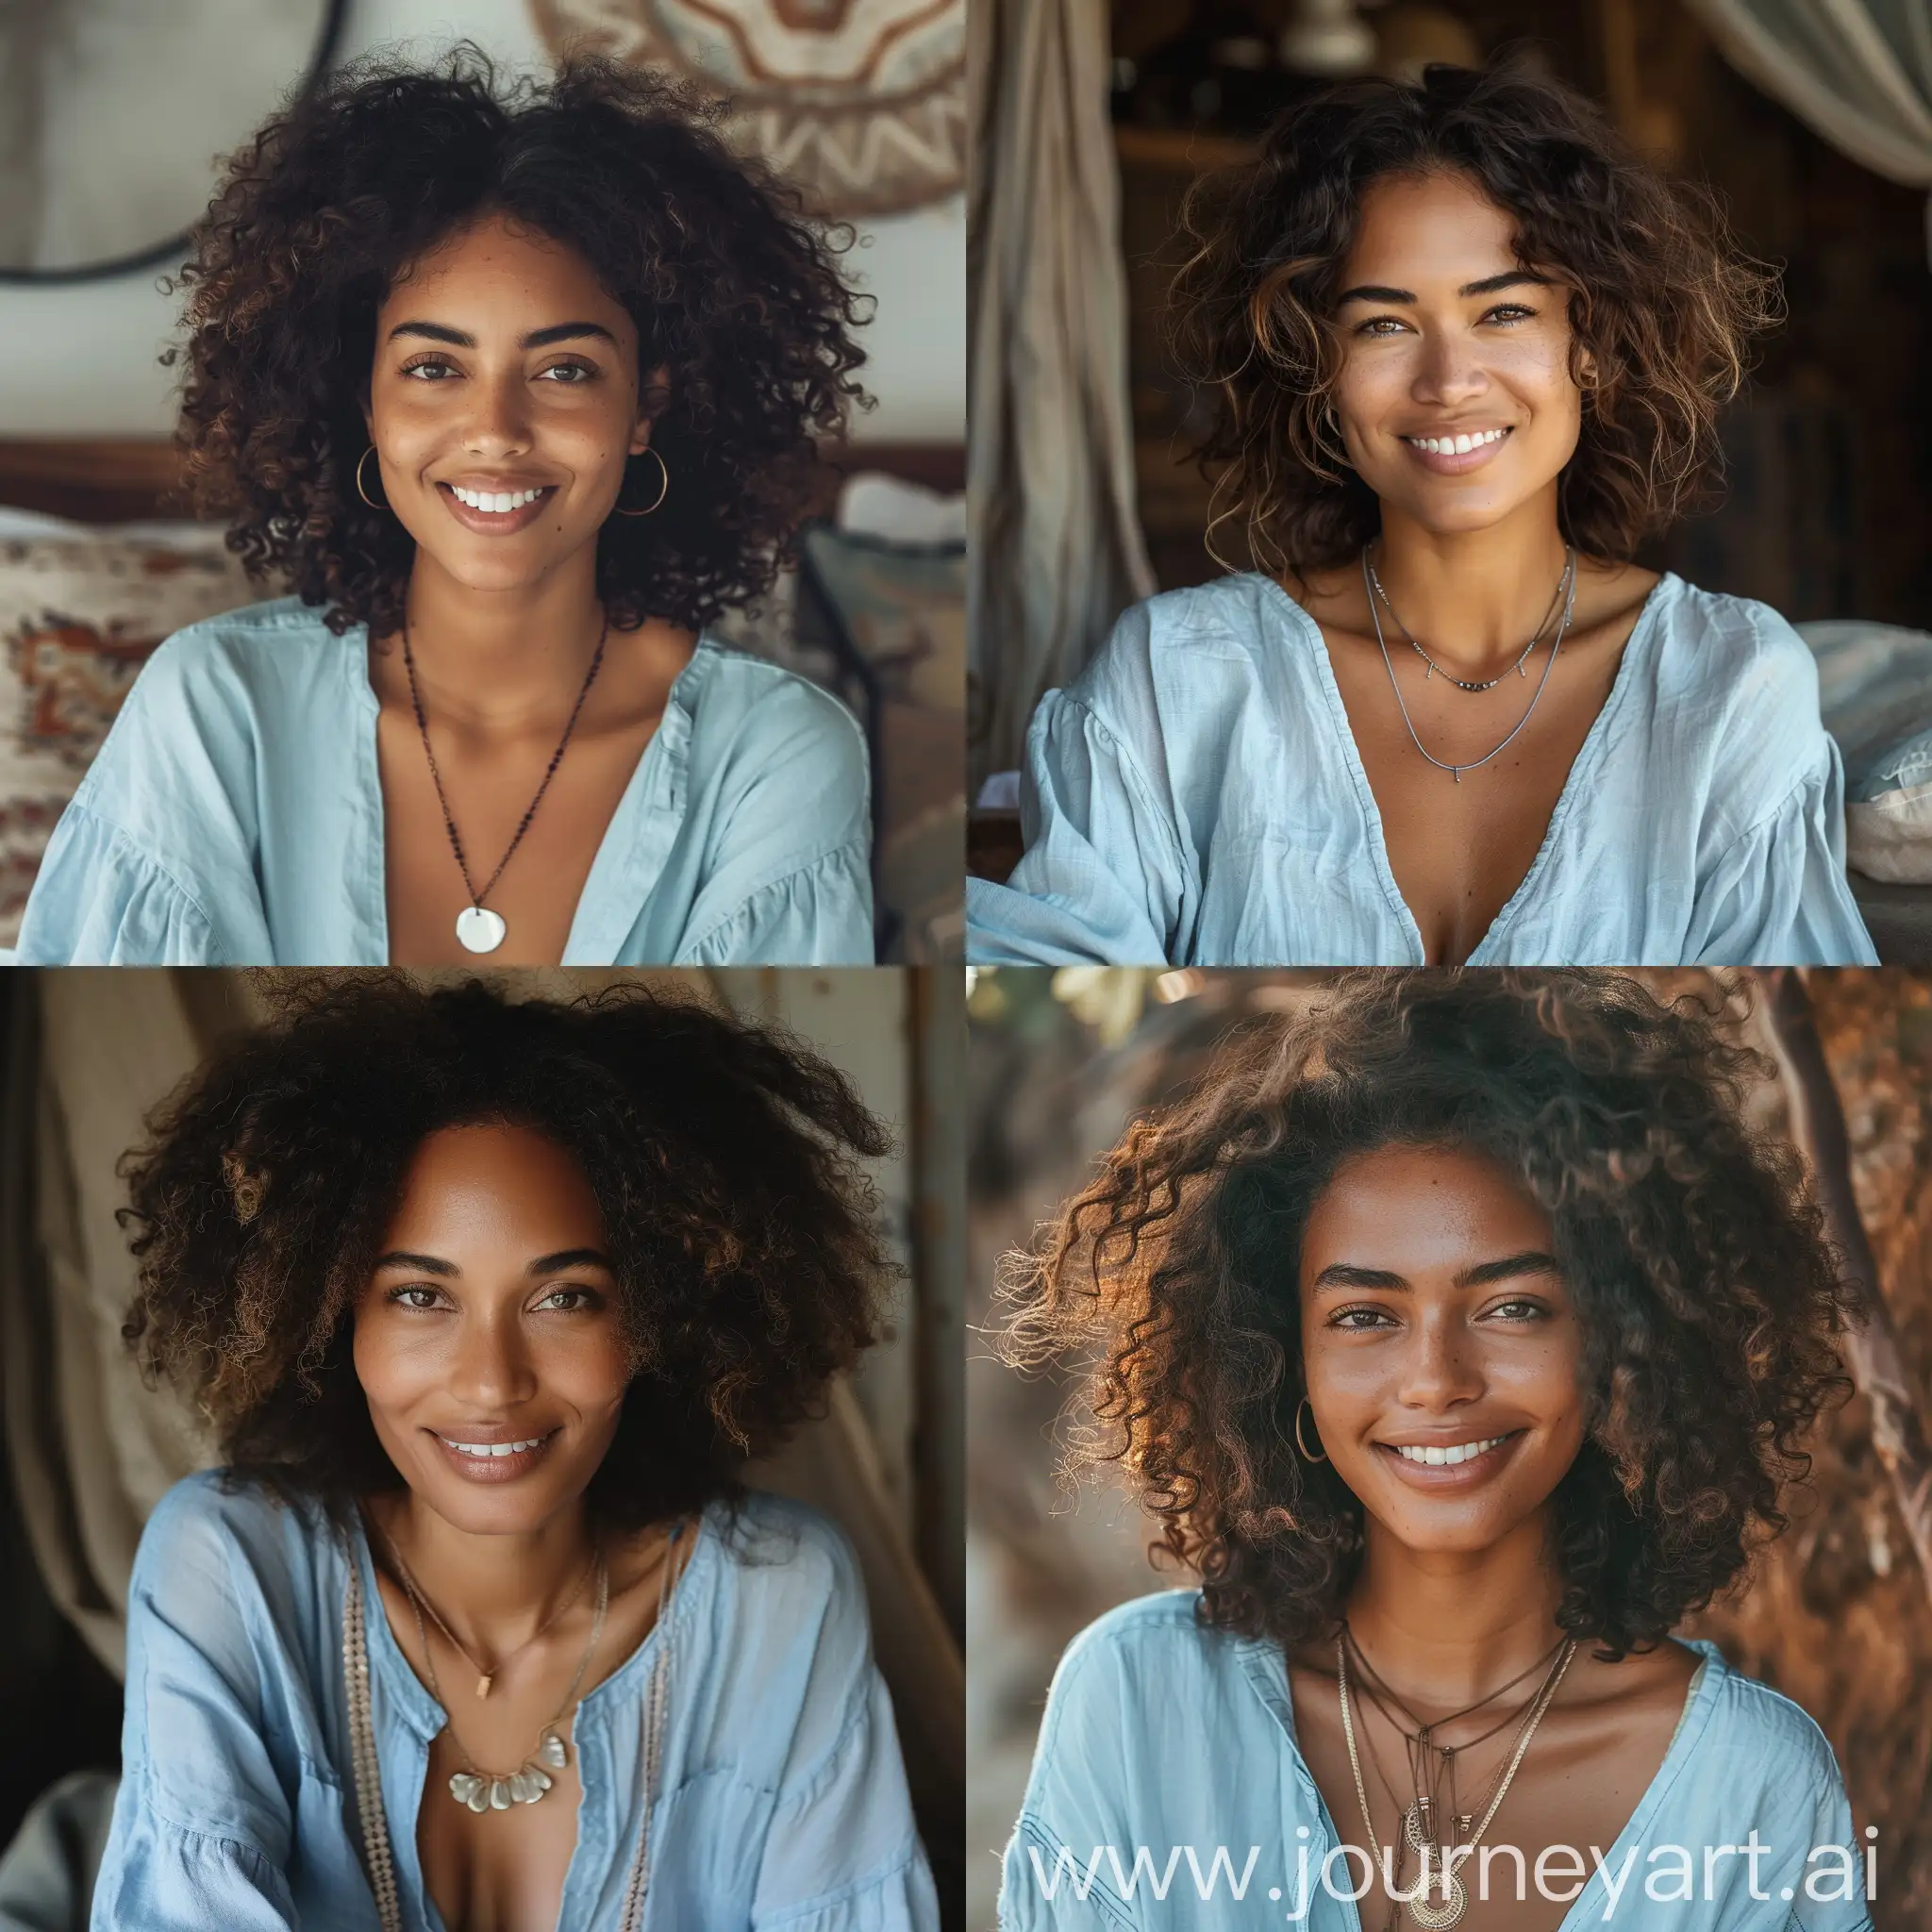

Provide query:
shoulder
left=1074, top=578, right=1301, bottom=691
left=685, top=637, right=865, bottom=755
left=1648, top=576, right=1824, bottom=713
left=1683, top=1643, right=1851, bottom=1809
left=113, top=596, right=355, bottom=745
left=1038, top=1590, right=1237, bottom=1740
left=130, top=1471, right=335, bottom=1617
left=702, top=1491, right=871, bottom=1651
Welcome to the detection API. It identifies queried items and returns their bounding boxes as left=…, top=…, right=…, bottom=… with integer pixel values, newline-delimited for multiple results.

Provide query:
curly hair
left=1169, top=63, right=1779, bottom=581
left=999, top=971, right=1856, bottom=1659
left=162, top=47, right=870, bottom=638
left=120, top=974, right=893, bottom=1531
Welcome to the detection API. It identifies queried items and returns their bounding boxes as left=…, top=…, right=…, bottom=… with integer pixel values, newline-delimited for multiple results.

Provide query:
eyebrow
left=1311, top=1249, right=1563, bottom=1291
left=371, top=1246, right=615, bottom=1277
left=1334, top=270, right=1552, bottom=307
left=385, top=320, right=618, bottom=350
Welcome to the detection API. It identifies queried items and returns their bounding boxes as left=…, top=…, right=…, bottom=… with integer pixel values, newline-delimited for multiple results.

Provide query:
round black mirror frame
left=0, top=0, right=349, bottom=287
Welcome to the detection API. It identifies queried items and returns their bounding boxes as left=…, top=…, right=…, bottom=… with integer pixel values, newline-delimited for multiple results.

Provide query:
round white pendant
left=456, top=905, right=507, bottom=954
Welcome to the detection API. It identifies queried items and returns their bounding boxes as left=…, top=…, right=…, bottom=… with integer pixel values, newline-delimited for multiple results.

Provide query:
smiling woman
left=966, top=63, right=1877, bottom=970
left=991, top=971, right=1872, bottom=1931
left=87, top=974, right=938, bottom=1932
left=14, top=47, right=877, bottom=969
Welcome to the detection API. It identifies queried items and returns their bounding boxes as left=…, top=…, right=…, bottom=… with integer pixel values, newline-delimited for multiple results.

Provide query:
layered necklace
left=1360, top=544, right=1577, bottom=783
left=1336, top=1624, right=1577, bottom=1929
left=342, top=1517, right=689, bottom=1932
left=382, top=1528, right=606, bottom=1811
left=400, top=610, right=609, bottom=954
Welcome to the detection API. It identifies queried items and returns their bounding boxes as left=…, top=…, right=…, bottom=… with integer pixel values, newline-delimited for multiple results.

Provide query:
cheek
left=351, top=1310, right=444, bottom=1417
left=537, top=1321, right=633, bottom=1408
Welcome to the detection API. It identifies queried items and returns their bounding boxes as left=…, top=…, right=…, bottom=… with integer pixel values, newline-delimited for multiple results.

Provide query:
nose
left=458, top=368, right=535, bottom=458
left=1411, top=324, right=1490, bottom=409
left=1393, top=1306, right=1486, bottom=1413
left=446, top=1308, right=539, bottom=1412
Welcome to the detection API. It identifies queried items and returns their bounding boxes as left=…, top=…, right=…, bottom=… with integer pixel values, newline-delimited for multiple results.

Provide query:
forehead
left=378, top=211, right=630, bottom=333
left=384, top=1123, right=606, bottom=1241
left=1301, top=1141, right=1553, bottom=1268
left=1341, top=169, right=1523, bottom=283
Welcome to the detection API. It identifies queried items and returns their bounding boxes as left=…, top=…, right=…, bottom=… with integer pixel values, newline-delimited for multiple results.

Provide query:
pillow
left=0, top=532, right=260, bottom=944
left=1801, top=621, right=1932, bottom=886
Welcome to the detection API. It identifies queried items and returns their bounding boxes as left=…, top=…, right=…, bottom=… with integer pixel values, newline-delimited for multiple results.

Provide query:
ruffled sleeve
left=89, top=1484, right=300, bottom=1931
left=1687, top=758, right=1878, bottom=966
left=967, top=688, right=1191, bottom=967
left=15, top=801, right=227, bottom=966
left=678, top=841, right=874, bottom=967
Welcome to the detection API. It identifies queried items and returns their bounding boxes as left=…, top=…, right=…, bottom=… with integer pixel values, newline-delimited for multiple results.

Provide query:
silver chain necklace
left=1367, top=553, right=1569, bottom=691
left=1361, top=545, right=1576, bottom=783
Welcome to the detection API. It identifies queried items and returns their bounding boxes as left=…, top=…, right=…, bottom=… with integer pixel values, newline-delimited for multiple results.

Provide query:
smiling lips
left=429, top=1426, right=560, bottom=1481
left=1375, top=1428, right=1524, bottom=1484
left=1399, top=424, right=1514, bottom=475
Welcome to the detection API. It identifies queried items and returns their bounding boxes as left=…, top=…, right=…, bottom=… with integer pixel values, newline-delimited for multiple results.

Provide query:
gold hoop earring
left=613, top=445, right=669, bottom=518
left=355, top=444, right=387, bottom=510
left=1294, top=1398, right=1328, bottom=1464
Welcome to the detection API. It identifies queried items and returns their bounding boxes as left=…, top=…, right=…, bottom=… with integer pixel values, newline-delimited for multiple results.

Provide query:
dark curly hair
left=120, top=974, right=893, bottom=1532
left=163, top=46, right=870, bottom=638
left=1169, top=63, right=1779, bottom=580
left=998, top=971, right=1856, bottom=1659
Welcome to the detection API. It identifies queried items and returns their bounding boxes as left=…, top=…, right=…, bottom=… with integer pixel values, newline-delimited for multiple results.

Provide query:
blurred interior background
left=967, top=0, right=1932, bottom=960
left=0, top=0, right=966, bottom=964
left=0, top=964, right=966, bottom=1931
left=965, top=965, right=1932, bottom=1932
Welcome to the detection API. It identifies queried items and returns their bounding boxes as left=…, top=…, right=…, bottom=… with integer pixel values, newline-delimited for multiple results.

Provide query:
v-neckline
left=1245, top=1633, right=1722, bottom=1932
left=347, top=1502, right=716, bottom=1932
left=1252, top=572, right=1675, bottom=965
left=353, top=632, right=711, bottom=966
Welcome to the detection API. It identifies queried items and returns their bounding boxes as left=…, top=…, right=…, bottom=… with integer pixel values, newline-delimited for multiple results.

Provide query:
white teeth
left=450, top=486, right=544, bottom=512
left=441, top=1434, right=546, bottom=1457
left=1408, top=428, right=1507, bottom=455
left=1393, top=1434, right=1507, bottom=1466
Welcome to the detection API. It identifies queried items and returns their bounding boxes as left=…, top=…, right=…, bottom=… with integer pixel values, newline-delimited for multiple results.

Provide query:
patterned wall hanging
left=527, top=0, right=965, bottom=217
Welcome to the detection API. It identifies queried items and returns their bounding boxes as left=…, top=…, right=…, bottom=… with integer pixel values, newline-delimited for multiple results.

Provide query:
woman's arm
left=89, top=1483, right=305, bottom=1931
left=749, top=1524, right=939, bottom=1931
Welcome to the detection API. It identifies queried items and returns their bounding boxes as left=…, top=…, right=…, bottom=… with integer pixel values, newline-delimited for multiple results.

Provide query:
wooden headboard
left=0, top=438, right=964, bottom=525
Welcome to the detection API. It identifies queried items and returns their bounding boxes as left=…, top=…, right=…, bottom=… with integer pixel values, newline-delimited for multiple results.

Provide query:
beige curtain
left=1684, top=0, right=1932, bottom=260
left=967, top=0, right=1155, bottom=789
left=0, top=970, right=959, bottom=1852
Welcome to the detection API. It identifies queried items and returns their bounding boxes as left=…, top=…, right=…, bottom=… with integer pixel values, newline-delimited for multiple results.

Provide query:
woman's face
left=363, top=210, right=657, bottom=600
left=352, top=1122, right=632, bottom=1537
left=1326, top=169, right=1591, bottom=539
left=1296, top=1140, right=1587, bottom=1557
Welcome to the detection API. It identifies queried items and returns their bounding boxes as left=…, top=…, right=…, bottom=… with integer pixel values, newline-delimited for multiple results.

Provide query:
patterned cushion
left=0, top=534, right=259, bottom=943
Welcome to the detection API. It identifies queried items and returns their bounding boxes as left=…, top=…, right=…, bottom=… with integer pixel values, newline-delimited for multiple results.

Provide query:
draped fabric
left=966, top=0, right=1155, bottom=791
left=1684, top=0, right=1932, bottom=261
left=0, top=970, right=960, bottom=1853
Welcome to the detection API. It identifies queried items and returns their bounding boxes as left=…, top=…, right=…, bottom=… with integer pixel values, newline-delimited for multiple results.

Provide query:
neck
left=394, top=549, right=609, bottom=735
left=1340, top=1507, right=1566, bottom=1718
left=1368, top=489, right=1573, bottom=679
left=373, top=1489, right=599, bottom=1659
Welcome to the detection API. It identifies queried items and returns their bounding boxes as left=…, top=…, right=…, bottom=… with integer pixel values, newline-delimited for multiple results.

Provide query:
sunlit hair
left=120, top=974, right=893, bottom=1532
left=997, top=971, right=1853, bottom=1659
left=163, top=46, right=869, bottom=639
left=1169, top=63, right=1780, bottom=580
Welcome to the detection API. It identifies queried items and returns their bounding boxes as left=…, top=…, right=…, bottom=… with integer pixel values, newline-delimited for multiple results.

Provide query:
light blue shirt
left=17, top=596, right=874, bottom=966
left=1002, top=1591, right=1872, bottom=1931
left=967, top=574, right=1878, bottom=967
left=93, top=1473, right=938, bottom=1932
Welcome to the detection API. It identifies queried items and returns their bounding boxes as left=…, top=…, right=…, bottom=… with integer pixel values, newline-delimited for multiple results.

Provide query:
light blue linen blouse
left=16, top=596, right=874, bottom=966
left=92, top=1473, right=938, bottom=1932
left=967, top=574, right=1878, bottom=967
left=1003, top=1591, right=1872, bottom=1932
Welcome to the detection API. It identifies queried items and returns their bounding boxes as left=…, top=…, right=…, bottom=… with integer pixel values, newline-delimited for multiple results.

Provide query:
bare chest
left=415, top=1723, right=582, bottom=1932
left=1321, top=633, right=1624, bottom=965
left=377, top=708, right=661, bottom=966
